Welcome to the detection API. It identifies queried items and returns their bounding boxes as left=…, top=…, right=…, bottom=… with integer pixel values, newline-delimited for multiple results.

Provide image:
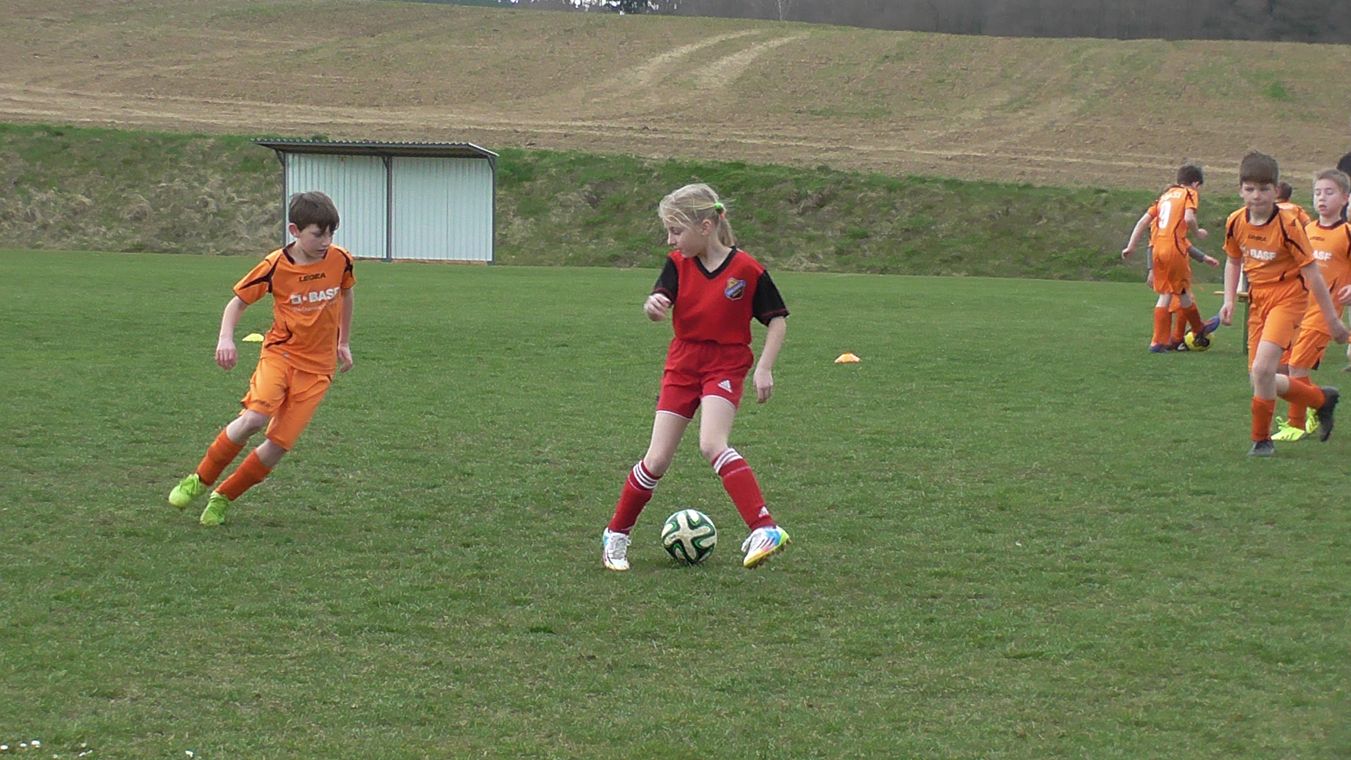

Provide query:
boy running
left=167, top=191, right=356, bottom=524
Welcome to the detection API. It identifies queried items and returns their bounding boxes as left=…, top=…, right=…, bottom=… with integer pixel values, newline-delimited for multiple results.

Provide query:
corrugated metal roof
left=255, top=139, right=498, bottom=160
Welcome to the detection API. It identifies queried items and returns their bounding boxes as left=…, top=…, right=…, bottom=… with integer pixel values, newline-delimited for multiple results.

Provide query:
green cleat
left=1271, top=422, right=1307, bottom=442
left=168, top=473, right=207, bottom=509
left=200, top=491, right=232, bottom=526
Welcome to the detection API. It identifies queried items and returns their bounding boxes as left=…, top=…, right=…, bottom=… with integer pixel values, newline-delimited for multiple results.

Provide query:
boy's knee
left=698, top=440, right=728, bottom=463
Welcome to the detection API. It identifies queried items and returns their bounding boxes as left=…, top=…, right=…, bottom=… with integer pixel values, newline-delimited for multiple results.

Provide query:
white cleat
left=602, top=528, right=631, bottom=571
left=741, top=526, right=791, bottom=569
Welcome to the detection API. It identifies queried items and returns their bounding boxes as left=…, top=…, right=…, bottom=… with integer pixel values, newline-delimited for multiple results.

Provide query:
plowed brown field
left=4, top=0, right=1348, bottom=188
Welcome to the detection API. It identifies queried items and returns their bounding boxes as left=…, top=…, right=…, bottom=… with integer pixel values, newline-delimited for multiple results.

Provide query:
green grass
left=2, top=249, right=1348, bottom=758
left=0, top=121, right=1244, bottom=282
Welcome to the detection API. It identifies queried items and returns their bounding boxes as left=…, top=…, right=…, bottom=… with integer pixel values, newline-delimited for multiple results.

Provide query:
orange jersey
left=233, top=244, right=356, bottom=375
left=1222, top=207, right=1314, bottom=287
left=1147, top=185, right=1198, bottom=256
left=1278, top=201, right=1312, bottom=228
left=1305, top=218, right=1351, bottom=290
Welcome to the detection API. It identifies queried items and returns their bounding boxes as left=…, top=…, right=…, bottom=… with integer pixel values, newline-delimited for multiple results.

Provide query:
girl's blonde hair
left=659, top=183, right=735, bottom=247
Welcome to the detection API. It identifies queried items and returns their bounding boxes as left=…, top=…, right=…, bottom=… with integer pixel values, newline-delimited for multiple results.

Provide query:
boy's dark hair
left=1176, top=164, right=1204, bottom=186
left=288, top=191, right=340, bottom=233
left=1337, top=152, right=1351, bottom=176
left=1239, top=152, right=1279, bottom=186
left=1276, top=181, right=1293, bottom=201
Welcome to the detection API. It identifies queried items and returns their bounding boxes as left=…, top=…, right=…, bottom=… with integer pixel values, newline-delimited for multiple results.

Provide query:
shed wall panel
left=285, top=154, right=388, bottom=260
left=390, top=157, right=493, bottom=262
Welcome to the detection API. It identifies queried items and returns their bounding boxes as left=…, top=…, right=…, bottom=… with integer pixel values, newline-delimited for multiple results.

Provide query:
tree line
left=456, top=0, right=1348, bottom=43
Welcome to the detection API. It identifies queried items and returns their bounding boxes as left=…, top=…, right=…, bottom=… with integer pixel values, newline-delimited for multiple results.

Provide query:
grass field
left=2, top=250, right=1349, bottom=758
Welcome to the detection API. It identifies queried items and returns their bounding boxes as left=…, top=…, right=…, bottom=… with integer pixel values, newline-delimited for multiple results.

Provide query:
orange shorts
left=1288, top=297, right=1344, bottom=370
left=240, top=354, right=332, bottom=450
left=1248, top=280, right=1309, bottom=368
left=1151, top=249, right=1192, bottom=296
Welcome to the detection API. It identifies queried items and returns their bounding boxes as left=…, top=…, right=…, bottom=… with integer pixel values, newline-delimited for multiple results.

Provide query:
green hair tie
left=712, top=202, right=725, bottom=214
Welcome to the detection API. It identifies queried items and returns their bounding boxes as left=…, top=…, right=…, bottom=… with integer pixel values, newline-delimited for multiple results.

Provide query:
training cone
left=242, top=333, right=265, bottom=343
left=834, top=352, right=861, bottom=364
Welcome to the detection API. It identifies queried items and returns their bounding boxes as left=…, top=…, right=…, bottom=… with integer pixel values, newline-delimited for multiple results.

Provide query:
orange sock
left=196, top=430, right=244, bottom=486
left=1152, top=307, right=1171, bottom=346
left=1169, top=314, right=1186, bottom=345
left=216, top=450, right=272, bottom=501
left=1281, top=376, right=1324, bottom=413
left=1251, top=397, right=1276, bottom=441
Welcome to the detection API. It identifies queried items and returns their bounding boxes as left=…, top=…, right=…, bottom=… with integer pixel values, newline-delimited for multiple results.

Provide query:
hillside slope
left=3, top=0, right=1348, bottom=189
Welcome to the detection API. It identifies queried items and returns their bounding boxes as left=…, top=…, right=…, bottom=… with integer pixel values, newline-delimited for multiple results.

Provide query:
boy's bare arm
left=1219, top=258, right=1241, bottom=325
left=216, top=296, right=248, bottom=370
left=1184, top=208, right=1209, bottom=240
left=337, top=288, right=354, bottom=372
left=1121, top=213, right=1152, bottom=258
left=1300, top=263, right=1350, bottom=343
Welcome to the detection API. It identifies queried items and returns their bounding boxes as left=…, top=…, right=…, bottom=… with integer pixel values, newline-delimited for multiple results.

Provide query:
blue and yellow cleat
left=741, top=526, right=791, bottom=569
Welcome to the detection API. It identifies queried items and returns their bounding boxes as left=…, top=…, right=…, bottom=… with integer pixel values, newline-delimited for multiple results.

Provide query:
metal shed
left=255, top=139, right=498, bottom=263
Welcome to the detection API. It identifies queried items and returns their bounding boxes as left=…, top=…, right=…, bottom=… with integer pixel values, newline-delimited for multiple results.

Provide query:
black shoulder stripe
left=240, top=256, right=281, bottom=293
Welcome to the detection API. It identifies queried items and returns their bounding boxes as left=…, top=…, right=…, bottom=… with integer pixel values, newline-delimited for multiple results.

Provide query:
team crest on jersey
left=724, top=277, right=746, bottom=300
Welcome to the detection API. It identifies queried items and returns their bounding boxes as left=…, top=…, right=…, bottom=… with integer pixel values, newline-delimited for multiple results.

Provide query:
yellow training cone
left=242, top=333, right=265, bottom=343
left=834, top=352, right=861, bottom=364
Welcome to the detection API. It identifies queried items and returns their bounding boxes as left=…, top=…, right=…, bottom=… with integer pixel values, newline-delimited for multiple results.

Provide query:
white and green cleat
left=741, top=526, right=791, bottom=569
left=168, top=473, right=207, bottom=509
left=200, top=491, right=232, bottom=527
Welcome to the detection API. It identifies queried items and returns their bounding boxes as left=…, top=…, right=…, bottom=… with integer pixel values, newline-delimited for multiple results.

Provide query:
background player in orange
left=1122, top=164, right=1218, bottom=351
left=1272, top=169, right=1351, bottom=441
left=1219, top=153, right=1348, bottom=457
left=167, top=191, right=356, bottom=525
left=601, top=183, right=791, bottom=571
left=1276, top=181, right=1313, bottom=227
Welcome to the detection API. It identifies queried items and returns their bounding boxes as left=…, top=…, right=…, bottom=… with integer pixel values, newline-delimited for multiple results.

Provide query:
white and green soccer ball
left=660, top=509, right=717, bottom=564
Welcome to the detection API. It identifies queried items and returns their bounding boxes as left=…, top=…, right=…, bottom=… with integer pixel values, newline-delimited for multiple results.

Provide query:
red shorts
left=656, top=340, right=753, bottom=418
left=240, top=354, right=332, bottom=450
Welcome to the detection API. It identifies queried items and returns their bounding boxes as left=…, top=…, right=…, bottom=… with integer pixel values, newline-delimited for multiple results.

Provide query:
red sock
left=607, top=460, right=660, bottom=533
left=216, top=450, right=272, bottom=501
left=1251, top=397, right=1276, bottom=442
left=1152, top=307, right=1170, bottom=346
left=195, top=429, right=244, bottom=486
left=1280, top=376, right=1324, bottom=413
left=713, top=448, right=774, bottom=531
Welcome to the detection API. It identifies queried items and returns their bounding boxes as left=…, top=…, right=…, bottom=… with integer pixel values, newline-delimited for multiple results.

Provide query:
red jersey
left=1146, top=185, right=1198, bottom=257
left=233, top=243, right=356, bottom=375
left=652, top=247, right=788, bottom=347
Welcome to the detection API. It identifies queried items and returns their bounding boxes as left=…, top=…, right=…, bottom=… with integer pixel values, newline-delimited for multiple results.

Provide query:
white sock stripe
left=713, top=448, right=742, bottom=471
left=630, top=461, right=659, bottom=490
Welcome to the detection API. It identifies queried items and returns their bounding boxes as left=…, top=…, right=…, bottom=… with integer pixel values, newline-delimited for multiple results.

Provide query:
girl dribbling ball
left=601, top=183, right=792, bottom=570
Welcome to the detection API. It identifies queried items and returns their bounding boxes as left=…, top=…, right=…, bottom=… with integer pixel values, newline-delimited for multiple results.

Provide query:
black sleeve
left=752, top=271, right=789, bottom=325
left=653, top=257, right=678, bottom=301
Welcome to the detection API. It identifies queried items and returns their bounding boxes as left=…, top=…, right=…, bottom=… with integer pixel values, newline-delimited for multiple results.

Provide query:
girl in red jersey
left=602, top=183, right=790, bottom=571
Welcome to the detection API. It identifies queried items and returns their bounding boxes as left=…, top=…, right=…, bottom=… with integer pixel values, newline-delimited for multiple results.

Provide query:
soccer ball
left=660, top=509, right=717, bottom=564
left=1183, top=330, right=1211, bottom=352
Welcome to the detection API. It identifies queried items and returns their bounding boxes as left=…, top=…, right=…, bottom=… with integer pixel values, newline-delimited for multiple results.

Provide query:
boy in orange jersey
left=1219, top=152, right=1348, bottom=457
left=1272, top=169, right=1351, bottom=441
left=167, top=191, right=356, bottom=524
left=1276, top=181, right=1313, bottom=227
left=1122, top=164, right=1219, bottom=351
